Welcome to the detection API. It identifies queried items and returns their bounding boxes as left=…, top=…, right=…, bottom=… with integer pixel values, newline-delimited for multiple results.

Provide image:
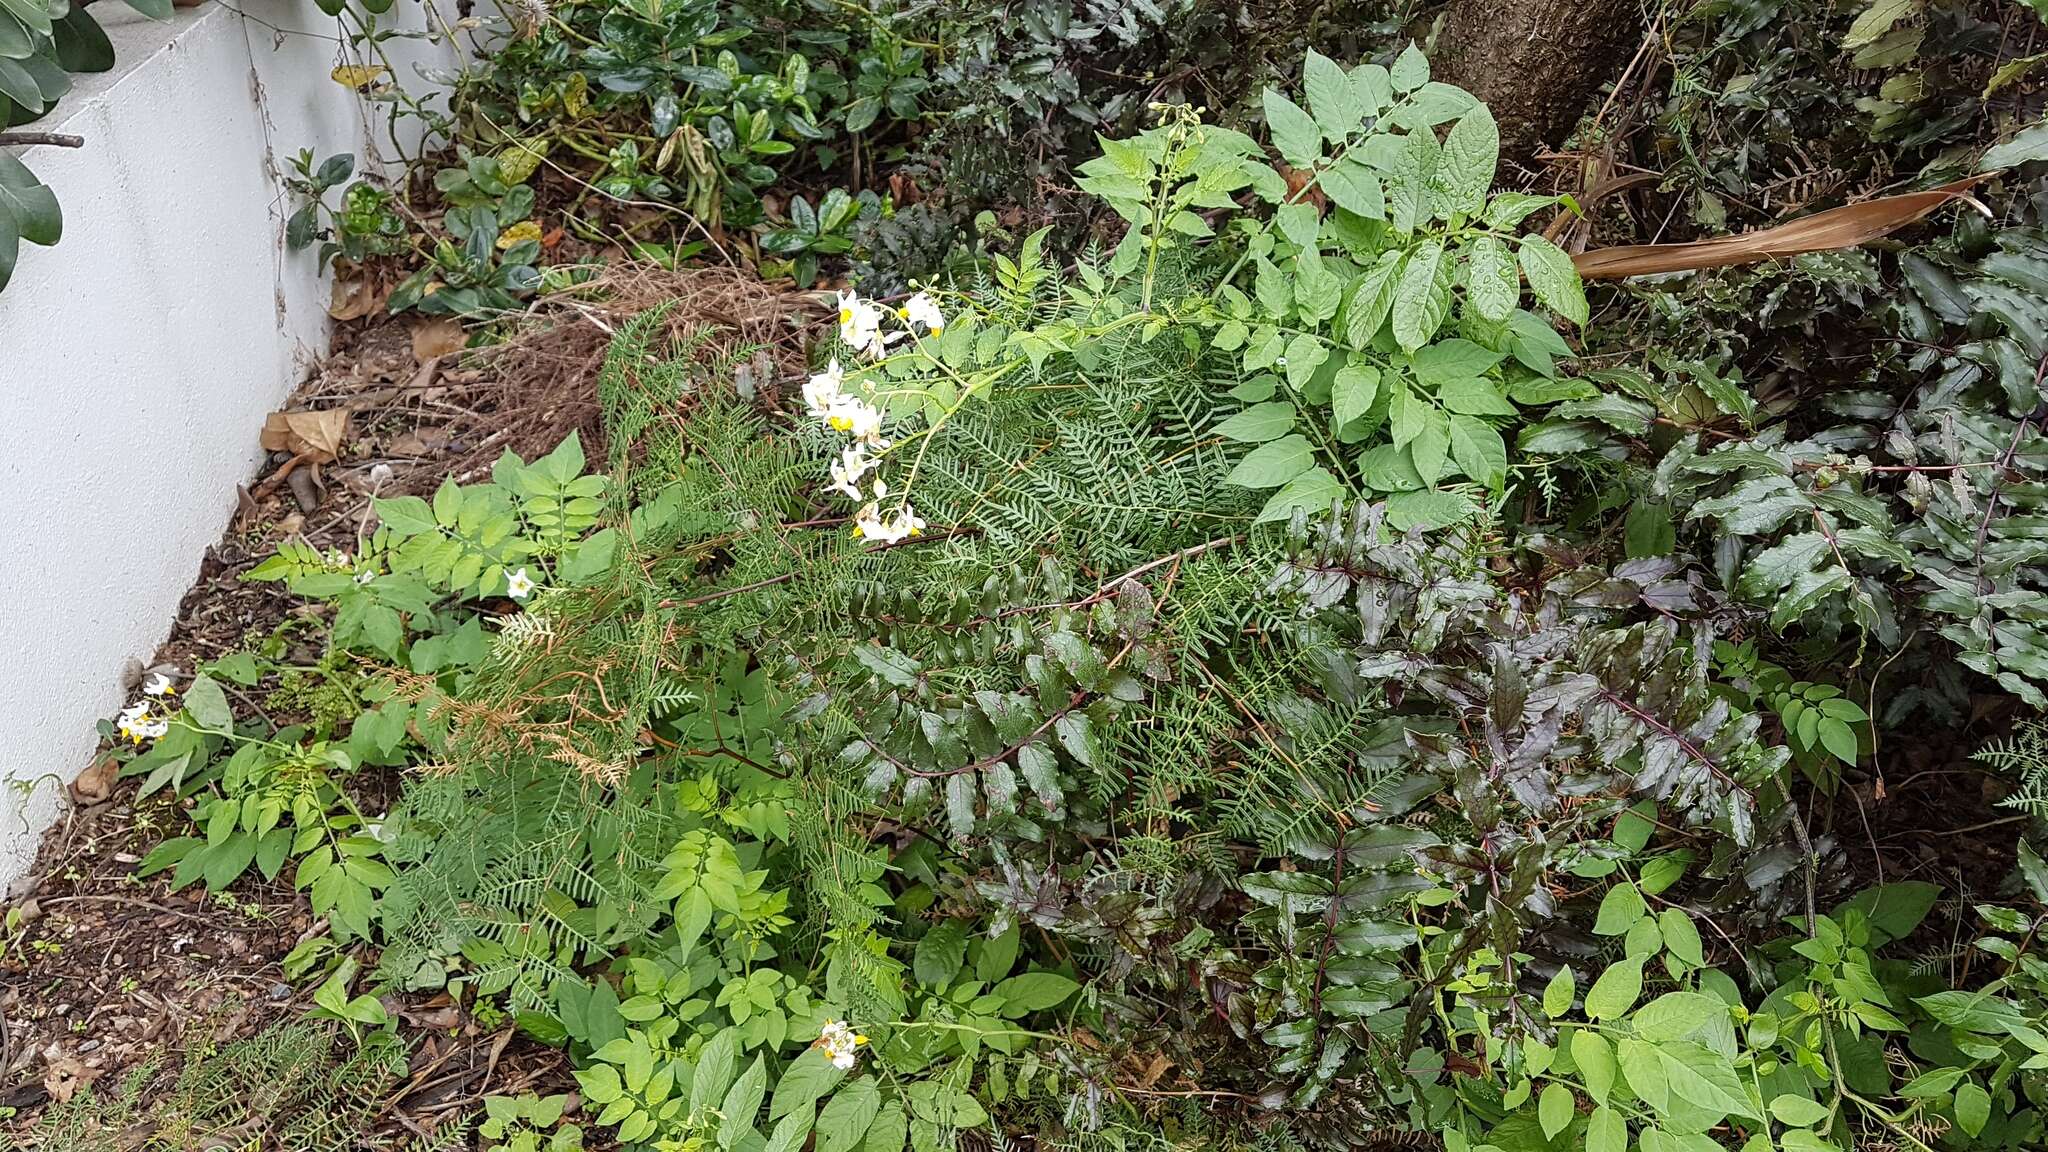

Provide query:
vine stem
left=0, top=132, right=83, bottom=148
left=1971, top=354, right=2048, bottom=598
left=1591, top=687, right=1746, bottom=796
left=1308, top=824, right=1346, bottom=1023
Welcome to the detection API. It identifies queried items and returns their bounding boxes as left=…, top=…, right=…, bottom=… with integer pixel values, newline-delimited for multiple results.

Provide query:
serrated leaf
left=1384, top=488, right=1472, bottom=531
left=1438, top=378, right=1516, bottom=415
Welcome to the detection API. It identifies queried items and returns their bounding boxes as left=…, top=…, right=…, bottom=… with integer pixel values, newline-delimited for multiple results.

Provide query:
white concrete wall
left=0, top=0, right=460, bottom=884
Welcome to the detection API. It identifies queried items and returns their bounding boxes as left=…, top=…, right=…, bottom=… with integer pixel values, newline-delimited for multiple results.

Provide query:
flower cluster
left=835, top=288, right=942, bottom=359
left=114, top=672, right=178, bottom=745
left=816, top=1019, right=868, bottom=1070
left=808, top=288, right=948, bottom=545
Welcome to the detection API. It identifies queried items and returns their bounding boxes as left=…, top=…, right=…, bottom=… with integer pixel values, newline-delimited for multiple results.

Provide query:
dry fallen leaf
left=390, top=427, right=450, bottom=458
left=70, top=757, right=117, bottom=804
left=1573, top=175, right=1991, bottom=279
left=410, top=316, right=469, bottom=362
left=328, top=272, right=388, bottom=321
left=260, top=409, right=351, bottom=463
left=42, top=1055, right=96, bottom=1104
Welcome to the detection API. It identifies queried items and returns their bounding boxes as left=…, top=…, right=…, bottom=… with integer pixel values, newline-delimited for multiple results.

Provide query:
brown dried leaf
left=410, top=317, right=468, bottom=362
left=71, top=757, right=117, bottom=804
left=1573, top=176, right=1991, bottom=280
left=328, top=273, right=387, bottom=321
left=42, top=1056, right=96, bottom=1104
left=260, top=409, right=351, bottom=462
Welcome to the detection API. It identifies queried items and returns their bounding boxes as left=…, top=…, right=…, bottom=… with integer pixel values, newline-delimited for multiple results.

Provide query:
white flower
left=506, top=568, right=536, bottom=599
left=890, top=506, right=927, bottom=539
left=142, top=672, right=176, bottom=697
left=803, top=358, right=846, bottom=419
left=837, top=290, right=892, bottom=359
left=116, top=702, right=167, bottom=745
left=354, top=570, right=376, bottom=586
left=817, top=1019, right=868, bottom=1070
left=827, top=444, right=878, bottom=501
left=826, top=396, right=888, bottom=447
left=853, top=501, right=925, bottom=545
left=900, top=291, right=945, bottom=335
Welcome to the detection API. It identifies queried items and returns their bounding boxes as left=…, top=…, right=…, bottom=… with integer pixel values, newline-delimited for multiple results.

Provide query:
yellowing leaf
left=498, top=219, right=543, bottom=250
left=330, top=64, right=389, bottom=90
left=497, top=142, right=548, bottom=185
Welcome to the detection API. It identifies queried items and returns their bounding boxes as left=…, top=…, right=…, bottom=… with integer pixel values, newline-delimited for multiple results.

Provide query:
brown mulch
left=0, top=265, right=823, bottom=1144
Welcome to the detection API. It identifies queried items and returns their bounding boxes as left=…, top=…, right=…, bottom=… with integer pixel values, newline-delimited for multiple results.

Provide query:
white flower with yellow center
left=116, top=702, right=167, bottom=745
left=853, top=499, right=923, bottom=544
left=827, top=444, right=877, bottom=501
left=900, top=291, right=945, bottom=335
left=817, top=1020, right=869, bottom=1070
left=888, top=505, right=927, bottom=539
left=803, top=358, right=846, bottom=419
left=837, top=290, right=891, bottom=359
left=826, top=396, right=888, bottom=447
left=142, top=672, right=176, bottom=697
left=506, top=568, right=536, bottom=599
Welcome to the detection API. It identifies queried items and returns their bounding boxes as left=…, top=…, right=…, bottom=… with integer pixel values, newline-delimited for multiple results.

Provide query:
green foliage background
left=20, top=1, right=2048, bottom=1151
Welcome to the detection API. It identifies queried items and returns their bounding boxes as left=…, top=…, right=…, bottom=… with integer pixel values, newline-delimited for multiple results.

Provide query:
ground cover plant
left=10, top=1, right=2048, bottom=1150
